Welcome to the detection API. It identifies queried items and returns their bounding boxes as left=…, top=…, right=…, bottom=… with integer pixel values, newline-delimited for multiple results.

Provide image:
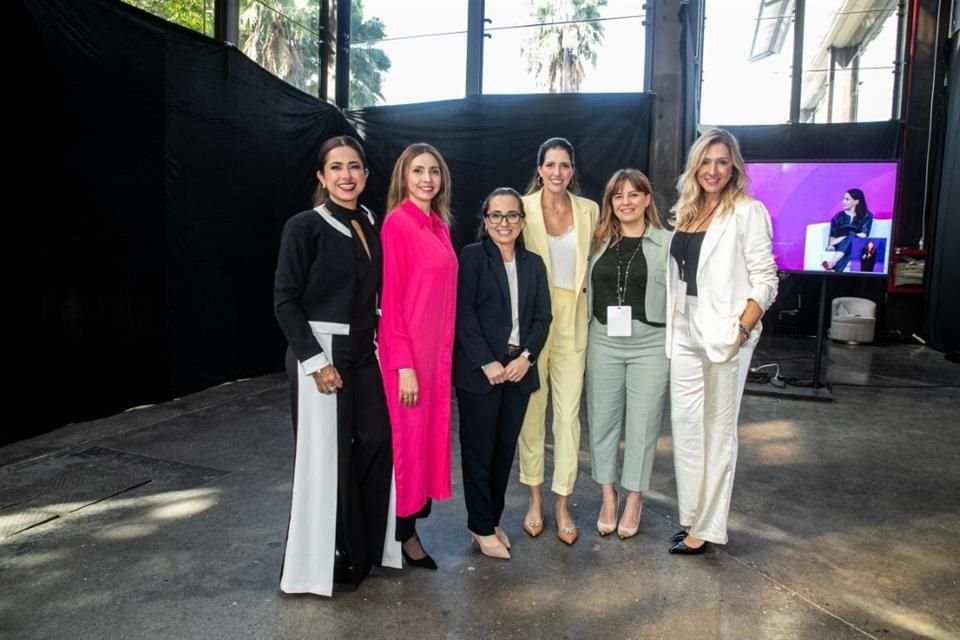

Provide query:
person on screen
left=860, top=241, right=878, bottom=272
left=822, top=188, right=873, bottom=273
left=665, top=128, right=778, bottom=555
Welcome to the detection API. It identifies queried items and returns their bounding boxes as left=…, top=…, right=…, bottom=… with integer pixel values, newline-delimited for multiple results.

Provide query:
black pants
left=286, top=341, right=392, bottom=587
left=832, top=235, right=854, bottom=272
left=396, top=499, right=432, bottom=542
left=456, top=381, right=531, bottom=536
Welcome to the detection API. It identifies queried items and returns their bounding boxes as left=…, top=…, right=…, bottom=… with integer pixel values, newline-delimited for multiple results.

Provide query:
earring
left=537, top=175, right=543, bottom=186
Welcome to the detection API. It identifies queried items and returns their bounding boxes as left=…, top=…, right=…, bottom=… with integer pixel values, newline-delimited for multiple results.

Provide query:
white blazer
left=665, top=196, right=778, bottom=364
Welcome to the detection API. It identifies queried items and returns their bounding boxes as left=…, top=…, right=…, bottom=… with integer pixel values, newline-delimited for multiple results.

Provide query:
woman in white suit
left=666, top=129, right=777, bottom=555
left=518, top=137, right=599, bottom=545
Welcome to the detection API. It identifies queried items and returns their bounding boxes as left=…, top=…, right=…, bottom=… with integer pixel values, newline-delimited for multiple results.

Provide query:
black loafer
left=669, top=540, right=709, bottom=555
left=670, top=529, right=688, bottom=543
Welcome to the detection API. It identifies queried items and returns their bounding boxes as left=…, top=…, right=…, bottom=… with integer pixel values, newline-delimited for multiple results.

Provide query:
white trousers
left=669, top=297, right=755, bottom=545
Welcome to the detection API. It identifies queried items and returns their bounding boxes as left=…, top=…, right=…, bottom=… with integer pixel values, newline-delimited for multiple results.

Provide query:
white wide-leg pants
left=669, top=296, right=755, bottom=545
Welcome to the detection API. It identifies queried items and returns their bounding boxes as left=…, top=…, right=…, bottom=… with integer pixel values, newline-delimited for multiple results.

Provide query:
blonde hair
left=671, top=128, right=748, bottom=228
left=592, top=169, right=662, bottom=253
left=386, top=143, right=453, bottom=223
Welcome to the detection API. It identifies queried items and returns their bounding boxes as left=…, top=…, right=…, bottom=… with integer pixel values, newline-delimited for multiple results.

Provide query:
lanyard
left=615, top=238, right=643, bottom=306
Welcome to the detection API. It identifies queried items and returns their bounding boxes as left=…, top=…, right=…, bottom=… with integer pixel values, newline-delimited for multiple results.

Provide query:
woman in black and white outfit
left=666, top=129, right=777, bottom=555
left=274, top=135, right=400, bottom=595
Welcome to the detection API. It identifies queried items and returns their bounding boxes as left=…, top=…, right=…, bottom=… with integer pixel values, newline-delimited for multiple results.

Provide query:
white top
left=547, top=226, right=577, bottom=291
left=504, top=259, right=520, bottom=346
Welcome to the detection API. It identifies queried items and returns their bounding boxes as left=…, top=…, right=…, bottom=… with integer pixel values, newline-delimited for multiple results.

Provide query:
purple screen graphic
left=745, top=162, right=897, bottom=275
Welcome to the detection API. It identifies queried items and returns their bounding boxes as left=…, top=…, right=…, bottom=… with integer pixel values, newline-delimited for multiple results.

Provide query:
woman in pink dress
left=380, top=143, right=458, bottom=570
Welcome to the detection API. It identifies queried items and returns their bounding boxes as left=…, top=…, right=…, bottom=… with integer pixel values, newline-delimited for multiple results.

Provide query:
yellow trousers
left=518, top=288, right=585, bottom=495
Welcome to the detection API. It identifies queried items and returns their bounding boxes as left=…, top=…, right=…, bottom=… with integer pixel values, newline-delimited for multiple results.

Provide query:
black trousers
left=456, top=380, right=531, bottom=536
left=286, top=340, right=392, bottom=587
left=396, top=499, right=432, bottom=542
left=832, top=235, right=854, bottom=272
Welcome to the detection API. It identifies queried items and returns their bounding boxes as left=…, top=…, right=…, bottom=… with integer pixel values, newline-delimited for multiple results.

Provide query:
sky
left=354, top=0, right=898, bottom=124
left=357, top=0, right=646, bottom=104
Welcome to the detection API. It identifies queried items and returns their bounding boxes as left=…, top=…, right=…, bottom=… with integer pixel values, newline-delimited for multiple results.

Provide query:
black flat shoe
left=402, top=546, right=438, bottom=570
left=670, top=529, right=688, bottom=543
left=669, top=540, right=709, bottom=555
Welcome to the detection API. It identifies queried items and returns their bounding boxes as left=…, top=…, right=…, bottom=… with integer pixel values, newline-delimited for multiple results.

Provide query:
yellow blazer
left=521, top=190, right=599, bottom=352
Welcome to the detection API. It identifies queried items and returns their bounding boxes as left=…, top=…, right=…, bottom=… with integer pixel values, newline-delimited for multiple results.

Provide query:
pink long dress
left=379, top=199, right=458, bottom=517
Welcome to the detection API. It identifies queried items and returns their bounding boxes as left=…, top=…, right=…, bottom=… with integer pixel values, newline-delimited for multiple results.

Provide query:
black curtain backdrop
left=927, top=36, right=960, bottom=354
left=14, top=0, right=356, bottom=444
left=13, top=1, right=654, bottom=444
left=345, top=94, right=654, bottom=249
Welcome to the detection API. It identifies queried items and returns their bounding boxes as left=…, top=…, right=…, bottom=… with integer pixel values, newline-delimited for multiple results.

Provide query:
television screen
left=745, top=161, right=898, bottom=276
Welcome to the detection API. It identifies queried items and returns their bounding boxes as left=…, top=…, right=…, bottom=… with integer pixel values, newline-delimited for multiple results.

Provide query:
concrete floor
left=1, top=337, right=958, bottom=640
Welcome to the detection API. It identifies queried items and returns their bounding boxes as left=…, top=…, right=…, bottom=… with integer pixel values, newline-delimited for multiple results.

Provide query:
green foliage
left=239, top=0, right=320, bottom=95
left=123, top=0, right=391, bottom=103
left=522, top=0, right=606, bottom=93
left=122, top=0, right=214, bottom=36
left=349, top=0, right=391, bottom=108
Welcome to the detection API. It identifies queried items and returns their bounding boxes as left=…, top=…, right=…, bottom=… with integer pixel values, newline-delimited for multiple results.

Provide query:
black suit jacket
left=454, top=238, right=551, bottom=395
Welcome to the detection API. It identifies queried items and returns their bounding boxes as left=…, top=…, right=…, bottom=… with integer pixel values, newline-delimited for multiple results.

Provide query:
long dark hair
left=477, top=187, right=526, bottom=249
left=312, top=136, right=367, bottom=207
left=524, top=137, right=581, bottom=195
left=846, top=188, right=870, bottom=224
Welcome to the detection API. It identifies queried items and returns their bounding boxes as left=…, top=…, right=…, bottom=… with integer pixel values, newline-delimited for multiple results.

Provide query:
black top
left=274, top=202, right=381, bottom=369
left=325, top=201, right=381, bottom=334
left=829, top=209, right=873, bottom=238
left=591, top=236, right=651, bottom=324
left=671, top=230, right=706, bottom=297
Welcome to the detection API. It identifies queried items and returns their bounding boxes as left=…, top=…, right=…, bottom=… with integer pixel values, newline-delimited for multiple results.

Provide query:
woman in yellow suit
left=518, top=137, right=599, bottom=544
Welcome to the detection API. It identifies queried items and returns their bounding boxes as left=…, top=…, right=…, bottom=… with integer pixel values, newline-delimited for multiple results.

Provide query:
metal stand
left=745, top=276, right=834, bottom=402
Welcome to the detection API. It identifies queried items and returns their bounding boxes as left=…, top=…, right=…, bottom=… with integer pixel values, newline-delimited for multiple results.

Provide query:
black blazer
left=454, top=238, right=551, bottom=395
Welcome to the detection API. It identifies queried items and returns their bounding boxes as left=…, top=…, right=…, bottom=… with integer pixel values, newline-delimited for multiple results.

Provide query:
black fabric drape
left=14, top=0, right=356, bottom=442
left=346, top=93, right=654, bottom=250
left=724, top=122, right=901, bottom=160
left=927, top=37, right=960, bottom=354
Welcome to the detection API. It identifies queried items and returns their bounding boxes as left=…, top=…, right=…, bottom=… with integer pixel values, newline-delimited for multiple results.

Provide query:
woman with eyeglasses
left=454, top=187, right=551, bottom=560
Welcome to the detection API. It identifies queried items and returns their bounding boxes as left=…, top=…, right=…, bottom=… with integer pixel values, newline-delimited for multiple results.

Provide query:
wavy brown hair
left=386, top=143, right=452, bottom=223
left=670, top=128, right=748, bottom=228
left=592, top=169, right=662, bottom=253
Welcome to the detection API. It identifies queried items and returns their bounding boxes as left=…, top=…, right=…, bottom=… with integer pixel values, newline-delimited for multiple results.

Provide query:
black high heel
left=401, top=536, right=438, bottom=570
left=670, top=529, right=688, bottom=543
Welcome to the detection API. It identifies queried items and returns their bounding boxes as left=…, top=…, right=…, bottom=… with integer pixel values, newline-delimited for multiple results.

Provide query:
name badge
left=676, top=280, right=687, bottom=314
left=607, top=306, right=632, bottom=336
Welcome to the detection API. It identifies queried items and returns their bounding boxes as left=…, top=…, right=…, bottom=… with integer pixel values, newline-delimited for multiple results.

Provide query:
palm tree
left=349, top=0, right=391, bottom=107
left=522, top=0, right=606, bottom=93
left=240, top=0, right=319, bottom=94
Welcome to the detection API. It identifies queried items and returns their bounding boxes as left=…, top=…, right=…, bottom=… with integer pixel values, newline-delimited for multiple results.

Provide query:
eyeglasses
left=484, top=211, right=524, bottom=225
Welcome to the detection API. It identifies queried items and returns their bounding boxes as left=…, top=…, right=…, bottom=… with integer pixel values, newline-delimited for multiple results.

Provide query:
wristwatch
left=521, top=349, right=535, bottom=365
